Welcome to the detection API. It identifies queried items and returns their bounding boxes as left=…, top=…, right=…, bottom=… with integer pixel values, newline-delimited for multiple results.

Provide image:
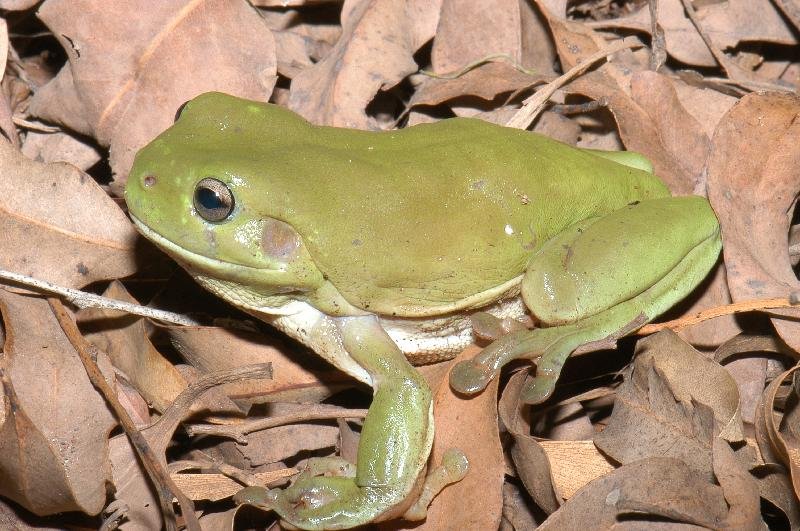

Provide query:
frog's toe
left=449, top=358, right=496, bottom=394
left=237, top=475, right=408, bottom=530
left=520, top=369, right=560, bottom=404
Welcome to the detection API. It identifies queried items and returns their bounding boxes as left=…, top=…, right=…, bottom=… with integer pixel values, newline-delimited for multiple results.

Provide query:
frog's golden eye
left=193, top=178, right=234, bottom=222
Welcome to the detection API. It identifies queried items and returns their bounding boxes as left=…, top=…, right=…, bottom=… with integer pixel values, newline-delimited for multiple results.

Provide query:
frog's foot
left=450, top=325, right=586, bottom=404
left=402, top=448, right=469, bottom=521
left=235, top=476, right=384, bottom=530
left=296, top=457, right=356, bottom=479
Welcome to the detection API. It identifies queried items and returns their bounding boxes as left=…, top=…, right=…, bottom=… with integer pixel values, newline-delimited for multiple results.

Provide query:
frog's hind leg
left=450, top=196, right=721, bottom=404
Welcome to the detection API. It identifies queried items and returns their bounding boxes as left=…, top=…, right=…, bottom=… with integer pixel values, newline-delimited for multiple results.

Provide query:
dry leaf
left=405, top=346, right=504, bottom=530
left=410, top=62, right=552, bottom=109
left=432, top=0, right=555, bottom=75
left=712, top=436, right=763, bottom=530
left=0, top=140, right=136, bottom=288
left=108, top=434, right=162, bottom=530
left=30, top=0, right=278, bottom=179
left=595, top=330, right=743, bottom=479
left=537, top=457, right=728, bottom=528
left=164, top=324, right=347, bottom=404
left=706, top=92, right=800, bottom=351
left=598, top=0, right=797, bottom=68
left=499, top=371, right=561, bottom=511
left=78, top=281, right=189, bottom=413
left=752, top=464, right=800, bottom=528
left=21, top=131, right=102, bottom=170
left=289, top=0, right=440, bottom=127
left=0, top=289, right=115, bottom=516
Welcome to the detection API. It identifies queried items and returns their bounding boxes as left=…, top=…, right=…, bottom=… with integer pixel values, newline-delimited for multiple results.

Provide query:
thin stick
left=187, top=407, right=368, bottom=441
left=505, top=38, right=642, bottom=130
left=638, top=297, right=797, bottom=335
left=48, top=298, right=200, bottom=531
left=0, top=269, right=199, bottom=326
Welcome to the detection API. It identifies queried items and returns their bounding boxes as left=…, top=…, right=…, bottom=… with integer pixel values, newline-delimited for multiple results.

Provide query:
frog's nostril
left=143, top=175, right=157, bottom=187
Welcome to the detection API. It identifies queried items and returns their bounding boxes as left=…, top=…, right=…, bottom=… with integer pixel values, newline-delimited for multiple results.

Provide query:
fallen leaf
left=289, top=0, right=441, bottom=127
left=407, top=346, right=503, bottom=530
left=21, top=131, right=101, bottom=170
left=537, top=457, right=728, bottom=529
left=30, top=0, right=278, bottom=179
left=410, top=62, right=552, bottom=109
left=78, top=281, right=189, bottom=412
left=0, top=140, right=136, bottom=288
left=431, top=0, right=556, bottom=75
left=597, top=0, right=797, bottom=69
left=706, top=92, right=800, bottom=351
left=164, top=324, right=347, bottom=405
left=595, top=330, right=743, bottom=479
left=0, top=288, right=116, bottom=516
left=499, top=371, right=561, bottom=511
left=752, top=463, right=800, bottom=529
left=713, top=436, right=763, bottom=530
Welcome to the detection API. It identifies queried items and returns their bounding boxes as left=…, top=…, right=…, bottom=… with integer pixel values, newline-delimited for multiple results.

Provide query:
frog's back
left=177, top=94, right=671, bottom=316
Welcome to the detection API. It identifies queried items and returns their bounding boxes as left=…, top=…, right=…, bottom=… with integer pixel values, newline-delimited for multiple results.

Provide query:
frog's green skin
left=125, top=92, right=721, bottom=529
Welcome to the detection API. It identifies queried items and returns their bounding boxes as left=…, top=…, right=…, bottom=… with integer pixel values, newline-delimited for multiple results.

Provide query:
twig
left=48, top=298, right=199, bottom=531
left=420, top=53, right=538, bottom=80
left=771, top=0, right=800, bottom=35
left=186, top=406, right=368, bottom=441
left=648, top=0, right=667, bottom=71
left=143, top=364, right=273, bottom=453
left=678, top=0, right=758, bottom=84
left=0, top=269, right=199, bottom=326
left=638, top=297, right=799, bottom=335
left=505, top=38, right=642, bottom=130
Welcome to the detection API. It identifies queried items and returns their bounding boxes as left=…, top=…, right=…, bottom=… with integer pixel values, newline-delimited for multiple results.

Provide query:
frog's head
left=125, top=92, right=325, bottom=308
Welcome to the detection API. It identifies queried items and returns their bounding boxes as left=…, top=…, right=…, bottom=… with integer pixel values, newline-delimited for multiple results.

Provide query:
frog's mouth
left=129, top=215, right=301, bottom=301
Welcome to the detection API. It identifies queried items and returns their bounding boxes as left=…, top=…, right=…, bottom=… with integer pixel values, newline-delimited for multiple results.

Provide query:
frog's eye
left=193, top=178, right=235, bottom=222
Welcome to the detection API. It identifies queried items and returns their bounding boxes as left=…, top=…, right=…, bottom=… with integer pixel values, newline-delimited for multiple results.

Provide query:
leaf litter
left=0, top=0, right=798, bottom=528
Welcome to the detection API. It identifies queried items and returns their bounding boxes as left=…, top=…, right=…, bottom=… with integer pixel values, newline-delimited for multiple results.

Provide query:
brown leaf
left=755, top=364, right=800, bottom=496
left=638, top=330, right=744, bottom=441
left=289, top=0, right=441, bottom=127
left=30, top=0, right=278, bottom=179
left=752, top=463, right=800, bottom=529
left=499, top=371, right=561, bottom=512
left=108, top=434, right=162, bottom=529
left=595, top=331, right=743, bottom=479
left=537, top=457, right=728, bottom=529
left=0, top=141, right=136, bottom=288
left=714, top=334, right=790, bottom=425
left=164, top=324, right=347, bottom=405
left=0, top=0, right=38, bottom=10
left=706, top=92, right=800, bottom=351
left=713, top=436, right=763, bottom=530
left=597, top=0, right=796, bottom=68
left=629, top=71, right=711, bottom=183
left=431, top=0, right=556, bottom=75
left=21, top=131, right=101, bottom=171
left=227, top=421, right=340, bottom=468
left=410, top=62, right=552, bottom=109
left=0, top=288, right=116, bottom=516
left=406, top=346, right=503, bottom=530
left=78, top=281, right=189, bottom=413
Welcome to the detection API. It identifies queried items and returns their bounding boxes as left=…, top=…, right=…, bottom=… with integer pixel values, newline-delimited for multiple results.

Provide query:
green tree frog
left=125, top=92, right=721, bottom=529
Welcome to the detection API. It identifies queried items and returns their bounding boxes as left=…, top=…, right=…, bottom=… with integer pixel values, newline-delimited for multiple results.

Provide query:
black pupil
left=196, top=186, right=223, bottom=210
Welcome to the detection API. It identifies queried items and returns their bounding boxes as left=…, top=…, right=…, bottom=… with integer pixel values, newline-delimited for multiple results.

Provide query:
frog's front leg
left=451, top=196, right=721, bottom=404
left=241, top=315, right=434, bottom=530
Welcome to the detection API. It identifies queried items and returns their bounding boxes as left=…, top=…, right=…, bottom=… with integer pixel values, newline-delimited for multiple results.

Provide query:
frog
left=124, top=92, right=721, bottom=530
